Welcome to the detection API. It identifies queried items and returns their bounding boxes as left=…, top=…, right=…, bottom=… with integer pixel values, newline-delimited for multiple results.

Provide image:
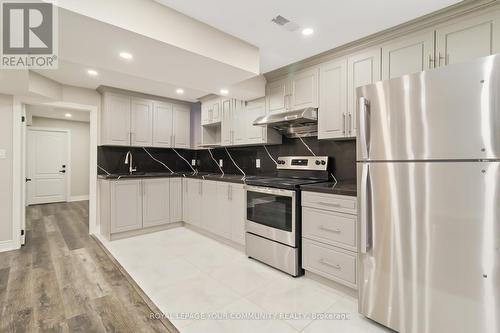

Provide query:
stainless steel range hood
left=253, top=108, right=318, bottom=138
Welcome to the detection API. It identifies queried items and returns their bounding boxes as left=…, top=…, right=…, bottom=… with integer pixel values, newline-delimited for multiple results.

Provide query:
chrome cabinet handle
left=359, top=97, right=370, bottom=159
left=348, top=113, right=352, bottom=137
left=319, top=259, right=341, bottom=270
left=428, top=54, right=435, bottom=68
left=317, top=202, right=341, bottom=208
left=319, top=225, right=341, bottom=234
left=173, top=135, right=176, bottom=147
left=360, top=164, right=372, bottom=254
left=438, top=52, right=446, bottom=67
left=342, top=113, right=346, bottom=135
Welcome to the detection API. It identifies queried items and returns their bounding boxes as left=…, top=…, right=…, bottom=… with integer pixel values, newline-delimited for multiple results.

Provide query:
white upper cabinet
left=348, top=48, right=381, bottom=137
left=152, top=101, right=173, bottom=148
left=131, top=98, right=153, bottom=147
left=142, top=178, right=170, bottom=228
left=172, top=104, right=191, bottom=148
left=101, top=93, right=131, bottom=146
left=290, top=67, right=319, bottom=110
left=436, top=12, right=500, bottom=67
left=382, top=31, right=435, bottom=80
left=266, top=78, right=289, bottom=114
left=221, top=98, right=234, bottom=146
left=318, top=58, right=348, bottom=140
left=240, top=99, right=266, bottom=145
left=201, top=97, right=221, bottom=125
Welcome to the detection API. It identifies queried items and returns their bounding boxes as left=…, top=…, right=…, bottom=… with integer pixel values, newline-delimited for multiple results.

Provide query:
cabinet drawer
left=302, top=239, right=357, bottom=289
left=302, top=191, right=357, bottom=214
left=302, top=207, right=357, bottom=251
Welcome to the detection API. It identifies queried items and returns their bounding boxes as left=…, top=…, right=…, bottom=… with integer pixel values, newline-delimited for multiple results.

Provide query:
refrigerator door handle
left=359, top=97, right=370, bottom=159
left=360, top=163, right=372, bottom=253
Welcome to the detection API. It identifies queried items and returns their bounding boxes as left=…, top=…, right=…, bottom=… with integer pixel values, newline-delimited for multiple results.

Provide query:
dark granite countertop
left=98, top=172, right=248, bottom=184
left=300, top=181, right=357, bottom=197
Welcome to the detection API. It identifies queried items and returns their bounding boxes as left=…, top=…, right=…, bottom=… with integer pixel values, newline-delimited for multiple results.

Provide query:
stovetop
left=245, top=177, right=328, bottom=190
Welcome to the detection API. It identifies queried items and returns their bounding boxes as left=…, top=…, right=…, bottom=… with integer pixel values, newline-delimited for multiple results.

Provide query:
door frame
left=12, top=99, right=99, bottom=251
left=26, top=127, right=71, bottom=205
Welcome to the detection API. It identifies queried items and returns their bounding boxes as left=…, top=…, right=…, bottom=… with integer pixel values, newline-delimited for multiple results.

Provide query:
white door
left=347, top=48, right=381, bottom=137
left=153, top=101, right=173, bottom=148
left=266, top=78, right=289, bottom=114
left=436, top=13, right=500, bottom=67
left=27, top=129, right=68, bottom=205
left=131, top=98, right=153, bottom=147
left=143, top=179, right=170, bottom=228
left=382, top=31, right=435, bottom=80
left=290, top=67, right=319, bottom=110
left=172, top=104, right=191, bottom=148
left=318, top=58, right=348, bottom=140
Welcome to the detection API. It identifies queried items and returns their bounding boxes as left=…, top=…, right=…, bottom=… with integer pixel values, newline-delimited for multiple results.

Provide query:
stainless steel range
left=245, top=156, right=329, bottom=276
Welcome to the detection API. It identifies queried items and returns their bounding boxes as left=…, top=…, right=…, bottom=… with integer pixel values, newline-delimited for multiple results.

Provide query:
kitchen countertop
left=98, top=172, right=248, bottom=184
left=300, top=181, right=357, bottom=197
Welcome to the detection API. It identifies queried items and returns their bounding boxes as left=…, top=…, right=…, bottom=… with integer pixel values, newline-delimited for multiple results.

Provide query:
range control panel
left=276, top=156, right=329, bottom=171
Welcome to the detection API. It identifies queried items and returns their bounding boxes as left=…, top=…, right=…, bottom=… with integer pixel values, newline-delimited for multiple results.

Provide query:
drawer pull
left=317, top=202, right=341, bottom=208
left=319, top=259, right=341, bottom=270
left=319, top=226, right=341, bottom=234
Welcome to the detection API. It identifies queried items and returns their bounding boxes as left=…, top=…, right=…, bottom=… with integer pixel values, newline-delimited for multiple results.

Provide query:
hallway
left=0, top=201, right=175, bottom=333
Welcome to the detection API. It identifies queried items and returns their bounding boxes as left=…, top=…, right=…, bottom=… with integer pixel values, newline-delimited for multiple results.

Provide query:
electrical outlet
left=191, top=159, right=196, bottom=166
left=256, top=159, right=261, bottom=168
left=219, top=159, right=223, bottom=167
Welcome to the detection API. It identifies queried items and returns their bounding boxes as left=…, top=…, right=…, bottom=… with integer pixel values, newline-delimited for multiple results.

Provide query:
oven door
left=245, top=186, right=296, bottom=247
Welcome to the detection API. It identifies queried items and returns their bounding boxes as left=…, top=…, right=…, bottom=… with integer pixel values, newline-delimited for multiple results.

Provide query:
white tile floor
left=99, top=227, right=393, bottom=333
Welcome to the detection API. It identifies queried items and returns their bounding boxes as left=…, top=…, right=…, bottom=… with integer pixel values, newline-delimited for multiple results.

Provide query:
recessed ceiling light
left=176, top=88, right=184, bottom=94
left=119, top=52, right=133, bottom=60
left=220, top=89, right=229, bottom=95
left=87, top=69, right=98, bottom=76
left=302, top=28, right=314, bottom=36
left=65, top=113, right=72, bottom=118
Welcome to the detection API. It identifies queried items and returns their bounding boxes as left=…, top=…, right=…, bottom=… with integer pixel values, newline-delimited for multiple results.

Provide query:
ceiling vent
left=271, top=15, right=299, bottom=32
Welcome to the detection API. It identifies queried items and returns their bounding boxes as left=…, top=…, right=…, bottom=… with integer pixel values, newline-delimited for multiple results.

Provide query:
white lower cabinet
left=143, top=179, right=170, bottom=228
left=170, top=178, right=183, bottom=222
left=186, top=178, right=202, bottom=227
left=110, top=180, right=143, bottom=233
left=200, top=180, right=218, bottom=231
left=215, top=182, right=246, bottom=245
left=302, top=191, right=358, bottom=289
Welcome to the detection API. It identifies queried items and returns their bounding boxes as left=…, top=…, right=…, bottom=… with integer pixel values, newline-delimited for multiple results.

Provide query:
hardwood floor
left=0, top=201, right=176, bottom=333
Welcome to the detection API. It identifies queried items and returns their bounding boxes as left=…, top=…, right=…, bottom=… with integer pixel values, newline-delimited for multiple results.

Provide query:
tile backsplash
left=98, top=137, right=356, bottom=181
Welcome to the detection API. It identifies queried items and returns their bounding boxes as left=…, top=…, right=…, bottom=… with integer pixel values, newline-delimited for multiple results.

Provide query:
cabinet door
left=187, top=179, right=202, bottom=227
left=348, top=48, right=381, bottom=138
left=172, top=104, right=191, bottom=148
left=241, top=99, right=266, bottom=145
left=215, top=182, right=232, bottom=239
left=182, top=178, right=190, bottom=223
left=230, top=184, right=246, bottom=245
left=436, top=13, right=500, bottom=67
left=211, top=99, right=221, bottom=123
left=152, top=101, right=173, bottom=148
left=201, top=181, right=218, bottom=231
left=102, top=93, right=131, bottom=146
left=110, top=180, right=142, bottom=233
left=266, top=78, right=289, bottom=114
left=143, top=179, right=170, bottom=228
left=201, top=103, right=210, bottom=125
left=170, top=178, right=183, bottom=222
left=290, top=67, right=319, bottom=110
left=318, top=58, right=348, bottom=140
left=131, top=98, right=153, bottom=147
left=221, top=98, right=234, bottom=146
left=382, top=31, right=435, bottom=80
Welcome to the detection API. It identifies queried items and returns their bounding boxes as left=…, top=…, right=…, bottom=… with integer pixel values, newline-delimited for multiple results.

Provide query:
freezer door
left=357, top=54, right=500, bottom=161
left=358, top=161, right=500, bottom=333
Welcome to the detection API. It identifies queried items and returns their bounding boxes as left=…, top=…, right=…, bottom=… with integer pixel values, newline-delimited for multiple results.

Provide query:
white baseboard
left=68, top=195, right=89, bottom=202
left=0, top=240, right=19, bottom=253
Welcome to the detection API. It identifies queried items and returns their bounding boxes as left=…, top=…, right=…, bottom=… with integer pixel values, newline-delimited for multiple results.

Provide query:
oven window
left=247, top=191, right=292, bottom=232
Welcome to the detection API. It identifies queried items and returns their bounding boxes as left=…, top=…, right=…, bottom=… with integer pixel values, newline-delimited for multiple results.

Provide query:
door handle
left=428, top=54, right=435, bottom=68
left=360, top=164, right=372, bottom=254
left=438, top=52, right=446, bottom=67
left=348, top=113, right=353, bottom=137
left=59, top=170, right=66, bottom=173
left=25, top=178, right=32, bottom=182
left=359, top=97, right=370, bottom=159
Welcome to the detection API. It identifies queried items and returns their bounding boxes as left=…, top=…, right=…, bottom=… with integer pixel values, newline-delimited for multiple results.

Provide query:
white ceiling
left=27, top=105, right=90, bottom=122
left=156, top=0, right=463, bottom=72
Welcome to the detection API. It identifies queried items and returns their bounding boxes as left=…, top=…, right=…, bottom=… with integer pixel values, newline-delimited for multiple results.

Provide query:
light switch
left=0, top=149, right=6, bottom=159
left=219, top=159, right=223, bottom=167
left=191, top=159, right=196, bottom=166
left=256, top=159, right=261, bottom=168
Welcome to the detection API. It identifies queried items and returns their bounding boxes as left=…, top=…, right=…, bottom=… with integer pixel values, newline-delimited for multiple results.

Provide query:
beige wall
left=31, top=116, right=90, bottom=198
left=0, top=94, right=13, bottom=242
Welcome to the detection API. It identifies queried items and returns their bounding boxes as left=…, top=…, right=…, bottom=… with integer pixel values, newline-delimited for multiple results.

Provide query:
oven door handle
left=245, top=185, right=295, bottom=197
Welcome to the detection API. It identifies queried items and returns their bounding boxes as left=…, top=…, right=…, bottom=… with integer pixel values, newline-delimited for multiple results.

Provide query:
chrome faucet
left=124, top=151, right=137, bottom=174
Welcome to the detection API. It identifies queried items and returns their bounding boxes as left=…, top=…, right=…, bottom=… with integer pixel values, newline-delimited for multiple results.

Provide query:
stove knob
left=321, top=160, right=326, bottom=165
left=315, top=160, right=321, bottom=165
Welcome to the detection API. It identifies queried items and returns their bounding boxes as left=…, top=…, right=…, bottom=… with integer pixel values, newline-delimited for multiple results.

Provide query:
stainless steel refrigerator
left=357, top=55, right=500, bottom=333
